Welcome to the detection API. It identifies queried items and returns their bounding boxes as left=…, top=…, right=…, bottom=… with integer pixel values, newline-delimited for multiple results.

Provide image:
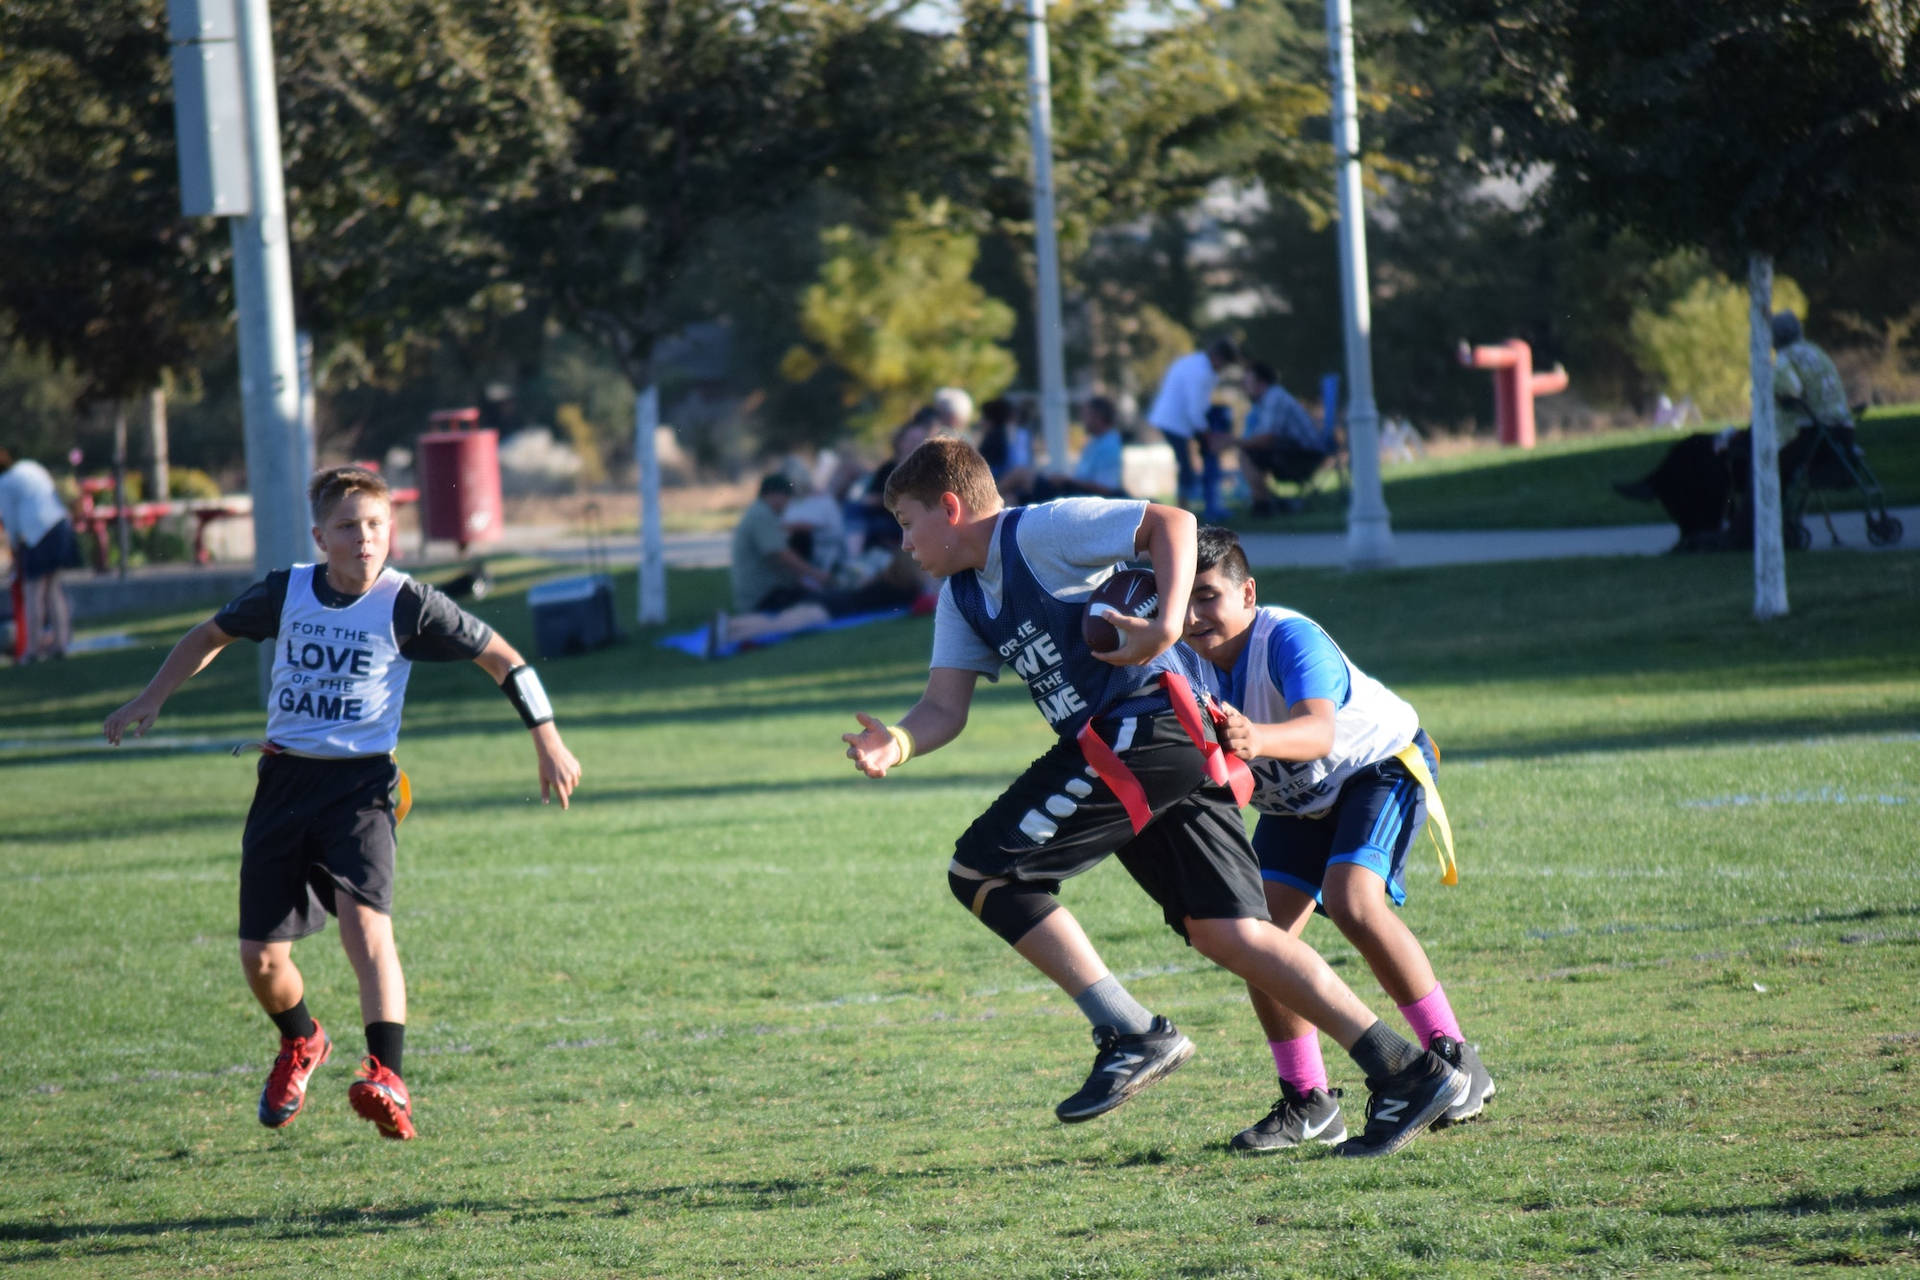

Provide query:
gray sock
left=1072, top=975, right=1154, bottom=1035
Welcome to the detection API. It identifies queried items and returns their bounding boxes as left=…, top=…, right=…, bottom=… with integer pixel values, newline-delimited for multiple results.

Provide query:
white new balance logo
left=1101, top=1051, right=1147, bottom=1076
left=1374, top=1097, right=1408, bottom=1123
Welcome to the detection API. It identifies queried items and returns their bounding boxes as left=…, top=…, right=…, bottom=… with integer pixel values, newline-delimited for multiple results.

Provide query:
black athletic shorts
left=239, top=753, right=401, bottom=942
left=952, top=706, right=1268, bottom=940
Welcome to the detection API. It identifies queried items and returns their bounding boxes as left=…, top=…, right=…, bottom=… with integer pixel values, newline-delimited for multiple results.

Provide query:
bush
left=1630, top=274, right=1808, bottom=419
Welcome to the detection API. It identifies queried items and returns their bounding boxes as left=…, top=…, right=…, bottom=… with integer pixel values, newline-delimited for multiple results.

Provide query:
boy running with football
left=103, top=465, right=582, bottom=1140
left=1184, top=525, right=1493, bottom=1152
left=842, top=438, right=1467, bottom=1157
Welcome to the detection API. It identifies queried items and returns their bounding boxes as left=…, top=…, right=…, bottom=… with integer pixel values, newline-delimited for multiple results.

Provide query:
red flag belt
left=1074, top=671, right=1253, bottom=835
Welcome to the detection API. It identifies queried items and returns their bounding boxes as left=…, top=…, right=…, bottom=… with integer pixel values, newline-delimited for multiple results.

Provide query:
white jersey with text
left=1235, top=605, right=1417, bottom=817
left=265, top=564, right=413, bottom=756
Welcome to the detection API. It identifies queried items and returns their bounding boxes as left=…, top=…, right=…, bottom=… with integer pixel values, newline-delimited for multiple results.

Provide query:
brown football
left=1082, top=567, right=1160, bottom=652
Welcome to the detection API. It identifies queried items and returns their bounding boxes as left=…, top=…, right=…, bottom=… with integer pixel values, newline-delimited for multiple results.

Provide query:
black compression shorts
left=952, top=707, right=1268, bottom=940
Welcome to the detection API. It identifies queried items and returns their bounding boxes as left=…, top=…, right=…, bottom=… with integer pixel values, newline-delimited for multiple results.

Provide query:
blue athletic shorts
left=1250, top=729, right=1437, bottom=909
left=17, top=520, right=80, bottom=580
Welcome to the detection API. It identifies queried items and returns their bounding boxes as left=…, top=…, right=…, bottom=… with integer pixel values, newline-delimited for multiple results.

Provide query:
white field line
left=1680, top=787, right=1914, bottom=810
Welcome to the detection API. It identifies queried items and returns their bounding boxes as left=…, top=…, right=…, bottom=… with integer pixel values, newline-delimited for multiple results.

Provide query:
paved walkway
left=54, top=503, right=1913, bottom=622
left=511, top=504, right=1915, bottom=572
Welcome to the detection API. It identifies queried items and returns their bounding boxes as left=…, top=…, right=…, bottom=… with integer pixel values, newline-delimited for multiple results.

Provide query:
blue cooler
left=528, top=574, right=616, bottom=659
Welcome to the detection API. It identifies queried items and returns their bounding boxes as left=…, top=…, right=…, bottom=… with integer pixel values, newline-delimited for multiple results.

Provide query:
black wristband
left=502, top=664, right=554, bottom=728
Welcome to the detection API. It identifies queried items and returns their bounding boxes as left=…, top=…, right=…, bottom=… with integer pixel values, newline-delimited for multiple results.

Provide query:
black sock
left=365, top=1022, right=406, bottom=1076
left=1348, top=1019, right=1424, bottom=1081
left=269, top=999, right=316, bottom=1041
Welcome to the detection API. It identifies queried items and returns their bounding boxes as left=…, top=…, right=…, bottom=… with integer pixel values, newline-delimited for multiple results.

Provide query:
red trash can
left=416, top=409, right=502, bottom=553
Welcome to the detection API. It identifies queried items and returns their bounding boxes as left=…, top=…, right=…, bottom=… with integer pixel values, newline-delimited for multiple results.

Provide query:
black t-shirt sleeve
left=212, top=570, right=290, bottom=642
left=395, top=579, right=494, bottom=662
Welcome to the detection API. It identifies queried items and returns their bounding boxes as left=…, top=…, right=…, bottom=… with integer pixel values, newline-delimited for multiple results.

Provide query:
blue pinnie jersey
left=946, top=507, right=1207, bottom=736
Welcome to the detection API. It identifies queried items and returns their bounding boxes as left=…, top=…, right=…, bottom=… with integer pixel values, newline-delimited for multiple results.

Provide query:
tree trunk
left=111, top=403, right=132, bottom=580
left=633, top=381, right=667, bottom=626
left=1747, top=253, right=1788, bottom=619
left=146, top=385, right=169, bottom=504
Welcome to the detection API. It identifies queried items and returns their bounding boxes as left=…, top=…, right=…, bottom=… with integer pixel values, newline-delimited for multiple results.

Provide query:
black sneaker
left=1430, top=1035, right=1495, bottom=1125
left=1230, top=1083, right=1347, bottom=1153
left=1333, top=1050, right=1469, bottom=1158
left=1054, top=1016, right=1195, bottom=1124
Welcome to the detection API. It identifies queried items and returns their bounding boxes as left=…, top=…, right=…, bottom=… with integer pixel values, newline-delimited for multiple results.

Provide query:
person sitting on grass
left=713, top=470, right=921, bottom=655
left=840, top=437, right=1467, bottom=1157
left=1183, top=525, right=1493, bottom=1152
left=102, top=464, right=583, bottom=1141
left=997, top=395, right=1129, bottom=504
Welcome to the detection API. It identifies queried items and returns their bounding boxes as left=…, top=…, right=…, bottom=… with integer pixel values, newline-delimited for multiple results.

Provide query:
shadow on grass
left=6, top=1166, right=1914, bottom=1258
left=1448, top=710, right=1920, bottom=763
left=0, top=1153, right=1136, bottom=1254
left=4, top=552, right=1914, bottom=768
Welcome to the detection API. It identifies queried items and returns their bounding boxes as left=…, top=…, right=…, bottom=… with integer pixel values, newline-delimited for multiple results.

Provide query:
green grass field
left=1246, top=405, right=1920, bottom=532
left=3, top=547, right=1918, bottom=1278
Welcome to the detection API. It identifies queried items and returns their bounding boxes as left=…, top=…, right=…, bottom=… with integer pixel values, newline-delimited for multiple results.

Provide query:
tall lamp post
left=1025, top=0, right=1070, bottom=470
left=1326, top=0, right=1394, bottom=569
left=168, top=0, right=308, bottom=689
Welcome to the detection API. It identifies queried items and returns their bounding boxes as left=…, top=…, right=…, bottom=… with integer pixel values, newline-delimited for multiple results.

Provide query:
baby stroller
left=1776, top=401, right=1902, bottom=550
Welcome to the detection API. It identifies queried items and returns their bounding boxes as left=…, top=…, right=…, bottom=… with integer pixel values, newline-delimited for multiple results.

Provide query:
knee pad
left=947, top=870, right=1059, bottom=946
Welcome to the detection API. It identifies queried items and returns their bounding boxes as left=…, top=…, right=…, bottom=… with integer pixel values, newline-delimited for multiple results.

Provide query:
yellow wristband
left=886, top=723, right=915, bottom=767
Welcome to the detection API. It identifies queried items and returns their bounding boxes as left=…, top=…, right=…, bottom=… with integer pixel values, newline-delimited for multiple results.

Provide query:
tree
left=1629, top=274, right=1807, bottom=421
left=1405, top=0, right=1920, bottom=616
left=781, top=202, right=1018, bottom=439
left=0, top=3, right=230, bottom=406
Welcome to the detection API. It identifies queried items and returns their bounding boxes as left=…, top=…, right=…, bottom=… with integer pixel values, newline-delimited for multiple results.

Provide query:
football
left=1082, top=567, right=1160, bottom=652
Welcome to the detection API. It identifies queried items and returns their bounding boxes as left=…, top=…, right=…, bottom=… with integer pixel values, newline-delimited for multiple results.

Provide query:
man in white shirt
left=1146, top=338, right=1238, bottom=512
left=0, top=446, right=80, bottom=662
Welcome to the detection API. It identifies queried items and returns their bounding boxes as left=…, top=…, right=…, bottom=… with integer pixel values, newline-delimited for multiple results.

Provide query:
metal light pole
left=634, top=384, right=667, bottom=625
left=1327, top=0, right=1394, bottom=569
left=168, top=0, right=307, bottom=695
left=1025, top=0, right=1070, bottom=469
left=231, top=0, right=308, bottom=577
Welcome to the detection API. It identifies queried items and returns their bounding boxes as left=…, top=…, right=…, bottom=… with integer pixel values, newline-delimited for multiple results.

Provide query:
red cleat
left=258, top=1020, right=332, bottom=1128
left=348, top=1056, right=416, bottom=1140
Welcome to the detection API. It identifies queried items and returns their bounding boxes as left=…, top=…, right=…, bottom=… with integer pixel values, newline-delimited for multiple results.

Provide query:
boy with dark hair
left=1184, top=525, right=1493, bottom=1153
left=842, top=438, right=1467, bottom=1157
left=104, top=465, right=582, bottom=1140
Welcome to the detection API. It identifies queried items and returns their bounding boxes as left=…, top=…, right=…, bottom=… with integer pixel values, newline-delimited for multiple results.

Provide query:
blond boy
left=104, top=466, right=581, bottom=1139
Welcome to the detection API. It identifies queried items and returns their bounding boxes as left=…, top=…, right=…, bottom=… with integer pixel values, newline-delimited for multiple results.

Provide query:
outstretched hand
left=103, top=695, right=161, bottom=747
left=843, top=712, right=900, bottom=778
left=532, top=726, right=582, bottom=809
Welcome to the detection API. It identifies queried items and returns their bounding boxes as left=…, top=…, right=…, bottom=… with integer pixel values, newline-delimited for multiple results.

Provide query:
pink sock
left=1269, top=1033, right=1329, bottom=1095
left=1398, top=983, right=1463, bottom=1048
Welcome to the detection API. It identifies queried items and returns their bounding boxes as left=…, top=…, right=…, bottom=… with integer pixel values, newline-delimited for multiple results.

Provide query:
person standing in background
left=0, top=445, right=81, bottom=663
left=1146, top=339, right=1237, bottom=518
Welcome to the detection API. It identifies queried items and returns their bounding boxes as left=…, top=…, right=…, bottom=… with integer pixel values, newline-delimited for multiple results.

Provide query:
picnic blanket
left=657, top=607, right=911, bottom=660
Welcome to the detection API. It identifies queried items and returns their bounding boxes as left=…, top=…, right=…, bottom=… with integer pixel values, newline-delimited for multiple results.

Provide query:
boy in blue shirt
left=1184, top=525, right=1494, bottom=1151
left=842, top=439, right=1467, bottom=1157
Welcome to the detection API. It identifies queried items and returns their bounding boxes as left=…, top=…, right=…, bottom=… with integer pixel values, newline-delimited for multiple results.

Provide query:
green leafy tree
left=783, top=203, right=1017, bottom=439
left=0, top=2, right=229, bottom=407
left=1405, top=0, right=1920, bottom=615
left=1629, top=274, right=1807, bottom=421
